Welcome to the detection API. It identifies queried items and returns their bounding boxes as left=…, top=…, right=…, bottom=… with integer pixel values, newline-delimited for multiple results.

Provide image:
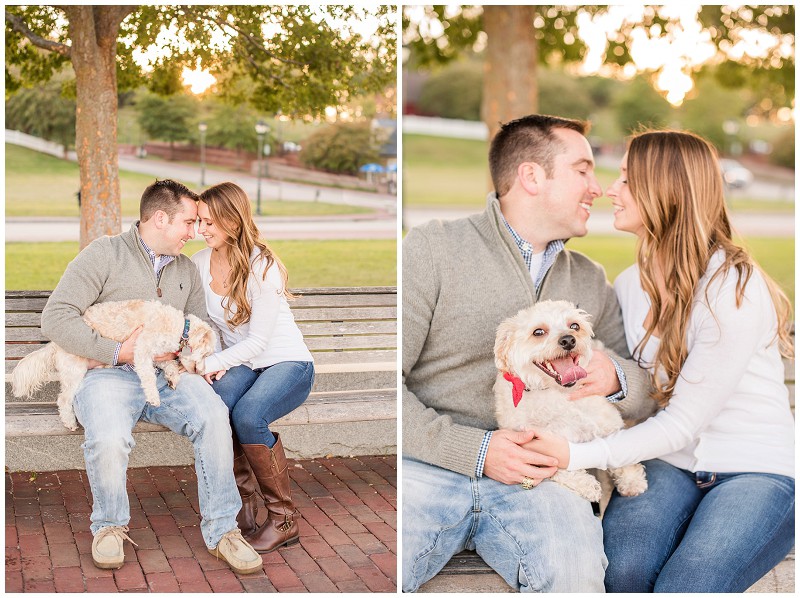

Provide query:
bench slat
left=6, top=329, right=49, bottom=342
left=5, top=290, right=396, bottom=313
left=305, top=350, right=397, bottom=366
left=6, top=320, right=398, bottom=342
left=6, top=344, right=48, bottom=359
left=7, top=307, right=399, bottom=328
left=304, top=334, right=396, bottom=351
left=5, top=298, right=49, bottom=312
left=5, top=288, right=396, bottom=299
left=291, top=294, right=396, bottom=308
left=298, top=320, right=396, bottom=336
left=6, top=305, right=397, bottom=328
left=5, top=349, right=398, bottom=374
left=6, top=388, right=397, bottom=437
left=292, top=306, right=397, bottom=322
left=5, top=313, right=42, bottom=327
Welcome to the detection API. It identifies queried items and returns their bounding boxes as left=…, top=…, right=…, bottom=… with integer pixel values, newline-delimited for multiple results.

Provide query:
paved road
left=7, top=130, right=397, bottom=213
left=116, top=153, right=398, bottom=213
left=6, top=132, right=397, bottom=241
left=403, top=207, right=795, bottom=238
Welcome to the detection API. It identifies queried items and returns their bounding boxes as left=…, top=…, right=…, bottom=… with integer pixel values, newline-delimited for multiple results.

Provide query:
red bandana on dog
left=503, top=372, right=527, bottom=407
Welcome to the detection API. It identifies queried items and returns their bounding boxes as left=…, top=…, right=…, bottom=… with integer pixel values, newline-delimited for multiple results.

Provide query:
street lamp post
left=198, top=122, right=207, bottom=187
left=254, top=119, right=270, bottom=216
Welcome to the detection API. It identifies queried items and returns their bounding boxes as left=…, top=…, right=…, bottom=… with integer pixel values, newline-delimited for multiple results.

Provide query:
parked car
left=720, top=158, right=754, bottom=189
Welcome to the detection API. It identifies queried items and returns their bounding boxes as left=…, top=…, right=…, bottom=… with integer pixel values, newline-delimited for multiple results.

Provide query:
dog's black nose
left=559, top=335, right=576, bottom=351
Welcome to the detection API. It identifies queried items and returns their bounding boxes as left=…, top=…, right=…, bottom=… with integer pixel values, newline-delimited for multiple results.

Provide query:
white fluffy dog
left=12, top=300, right=217, bottom=431
left=493, top=299, right=647, bottom=502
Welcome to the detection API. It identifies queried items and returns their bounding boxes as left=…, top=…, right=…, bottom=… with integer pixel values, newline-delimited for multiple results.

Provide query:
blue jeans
left=209, top=361, right=314, bottom=447
left=73, top=368, right=241, bottom=548
left=402, top=457, right=606, bottom=592
left=603, top=459, right=795, bottom=592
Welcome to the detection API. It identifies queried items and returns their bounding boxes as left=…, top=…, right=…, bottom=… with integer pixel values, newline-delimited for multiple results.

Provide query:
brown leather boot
left=232, top=432, right=260, bottom=536
left=241, top=434, right=300, bottom=553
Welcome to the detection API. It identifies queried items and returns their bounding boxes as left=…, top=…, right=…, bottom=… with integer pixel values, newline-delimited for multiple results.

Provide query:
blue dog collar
left=179, top=319, right=190, bottom=348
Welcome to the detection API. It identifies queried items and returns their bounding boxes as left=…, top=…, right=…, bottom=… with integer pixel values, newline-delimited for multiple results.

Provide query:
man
left=402, top=115, right=656, bottom=592
left=41, top=180, right=261, bottom=574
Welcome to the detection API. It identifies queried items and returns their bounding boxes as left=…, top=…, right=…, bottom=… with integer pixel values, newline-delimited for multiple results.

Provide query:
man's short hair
left=140, top=179, right=199, bottom=222
left=489, top=114, right=589, bottom=196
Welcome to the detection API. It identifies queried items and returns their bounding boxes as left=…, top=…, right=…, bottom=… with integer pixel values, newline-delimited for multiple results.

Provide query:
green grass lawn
left=403, top=134, right=794, bottom=214
left=568, top=235, right=794, bottom=305
left=6, top=240, right=396, bottom=290
left=5, top=144, right=370, bottom=217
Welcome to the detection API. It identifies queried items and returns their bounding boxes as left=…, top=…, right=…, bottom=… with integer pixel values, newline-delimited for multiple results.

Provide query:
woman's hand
left=568, top=349, right=621, bottom=400
left=203, top=370, right=227, bottom=384
left=522, top=429, right=571, bottom=469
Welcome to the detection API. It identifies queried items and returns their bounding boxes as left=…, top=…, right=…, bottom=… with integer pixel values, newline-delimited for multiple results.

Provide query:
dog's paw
left=60, top=411, right=80, bottom=432
left=554, top=470, right=603, bottom=503
left=613, top=464, right=648, bottom=497
left=580, top=479, right=603, bottom=503
left=616, top=477, right=648, bottom=496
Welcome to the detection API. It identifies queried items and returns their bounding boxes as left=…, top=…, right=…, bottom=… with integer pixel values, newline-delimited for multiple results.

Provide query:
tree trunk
left=481, top=6, right=539, bottom=144
left=65, top=6, right=133, bottom=248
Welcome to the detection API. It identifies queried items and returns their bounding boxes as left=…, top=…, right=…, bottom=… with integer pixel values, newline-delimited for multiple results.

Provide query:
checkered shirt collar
left=137, top=224, right=175, bottom=276
left=501, top=215, right=565, bottom=291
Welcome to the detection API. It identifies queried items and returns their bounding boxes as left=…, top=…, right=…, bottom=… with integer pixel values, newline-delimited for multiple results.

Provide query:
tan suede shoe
left=208, top=529, right=263, bottom=574
left=91, top=526, right=136, bottom=569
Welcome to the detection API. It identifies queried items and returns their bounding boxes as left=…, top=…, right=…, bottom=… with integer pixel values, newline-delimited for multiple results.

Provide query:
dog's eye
left=533, top=329, right=546, bottom=337
left=570, top=323, right=580, bottom=331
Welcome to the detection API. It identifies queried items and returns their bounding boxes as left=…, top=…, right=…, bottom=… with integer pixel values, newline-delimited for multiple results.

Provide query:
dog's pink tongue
left=550, top=356, right=587, bottom=385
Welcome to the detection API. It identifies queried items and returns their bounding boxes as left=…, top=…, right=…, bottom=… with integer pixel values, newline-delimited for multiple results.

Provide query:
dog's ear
left=198, top=327, right=216, bottom=356
left=494, top=318, right=517, bottom=372
left=188, top=316, right=217, bottom=356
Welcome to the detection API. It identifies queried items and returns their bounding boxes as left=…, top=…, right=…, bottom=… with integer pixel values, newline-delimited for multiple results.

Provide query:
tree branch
left=204, top=12, right=307, bottom=68
left=5, top=10, right=71, bottom=57
left=235, top=44, right=290, bottom=88
left=96, top=5, right=136, bottom=39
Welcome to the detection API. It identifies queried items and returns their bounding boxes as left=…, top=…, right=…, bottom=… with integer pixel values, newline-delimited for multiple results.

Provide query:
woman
left=192, top=182, right=314, bottom=553
left=531, top=131, right=794, bottom=592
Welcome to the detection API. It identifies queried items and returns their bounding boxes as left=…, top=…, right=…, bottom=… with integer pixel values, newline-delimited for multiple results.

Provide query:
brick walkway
left=6, top=455, right=397, bottom=592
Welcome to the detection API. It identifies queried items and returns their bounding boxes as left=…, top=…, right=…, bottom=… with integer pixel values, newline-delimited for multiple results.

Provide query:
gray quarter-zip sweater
left=402, top=195, right=656, bottom=477
left=41, top=223, right=207, bottom=365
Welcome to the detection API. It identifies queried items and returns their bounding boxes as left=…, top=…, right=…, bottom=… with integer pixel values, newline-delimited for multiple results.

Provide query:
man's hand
left=523, top=429, right=571, bottom=469
left=568, top=349, right=621, bottom=400
left=116, top=326, right=178, bottom=365
left=203, top=370, right=227, bottom=384
left=482, top=429, right=559, bottom=486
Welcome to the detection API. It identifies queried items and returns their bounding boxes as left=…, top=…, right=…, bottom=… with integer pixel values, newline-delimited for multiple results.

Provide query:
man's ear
left=153, top=210, right=168, bottom=229
left=517, top=162, right=543, bottom=196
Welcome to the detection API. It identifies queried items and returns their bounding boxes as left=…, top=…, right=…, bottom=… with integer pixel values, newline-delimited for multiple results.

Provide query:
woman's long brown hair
left=199, top=182, right=294, bottom=329
left=627, top=130, right=793, bottom=408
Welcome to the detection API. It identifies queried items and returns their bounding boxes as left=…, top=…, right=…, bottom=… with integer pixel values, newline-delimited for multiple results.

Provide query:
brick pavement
left=6, top=455, right=397, bottom=593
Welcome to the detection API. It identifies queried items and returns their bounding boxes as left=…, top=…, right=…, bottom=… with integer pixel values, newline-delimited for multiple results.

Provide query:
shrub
left=300, top=122, right=379, bottom=175
left=6, top=78, right=76, bottom=153
left=769, top=127, right=794, bottom=168
left=417, top=61, right=483, bottom=121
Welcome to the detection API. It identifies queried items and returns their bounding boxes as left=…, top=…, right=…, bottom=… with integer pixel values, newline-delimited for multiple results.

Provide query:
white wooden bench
left=5, top=287, right=397, bottom=472
left=419, top=340, right=795, bottom=594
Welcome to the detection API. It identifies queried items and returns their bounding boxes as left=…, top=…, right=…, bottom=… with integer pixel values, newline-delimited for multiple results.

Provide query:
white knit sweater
left=192, top=247, right=312, bottom=372
left=569, top=251, right=795, bottom=477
